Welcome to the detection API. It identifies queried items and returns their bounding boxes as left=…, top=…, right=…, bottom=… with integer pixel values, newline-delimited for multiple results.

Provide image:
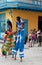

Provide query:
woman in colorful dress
left=2, top=20, right=15, bottom=57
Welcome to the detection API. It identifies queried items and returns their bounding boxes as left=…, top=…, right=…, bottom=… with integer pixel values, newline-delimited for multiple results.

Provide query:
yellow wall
left=11, top=9, right=42, bottom=33
left=0, top=10, right=14, bottom=31
left=0, top=9, right=42, bottom=33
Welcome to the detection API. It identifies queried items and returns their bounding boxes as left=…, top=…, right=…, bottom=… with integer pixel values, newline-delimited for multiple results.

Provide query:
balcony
left=0, top=0, right=42, bottom=11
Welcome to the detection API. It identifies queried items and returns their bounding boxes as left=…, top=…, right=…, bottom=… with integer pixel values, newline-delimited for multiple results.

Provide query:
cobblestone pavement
left=0, top=43, right=42, bottom=65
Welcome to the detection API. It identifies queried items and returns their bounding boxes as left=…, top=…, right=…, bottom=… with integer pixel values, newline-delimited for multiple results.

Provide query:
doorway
left=23, top=19, right=28, bottom=44
left=38, top=16, right=42, bottom=32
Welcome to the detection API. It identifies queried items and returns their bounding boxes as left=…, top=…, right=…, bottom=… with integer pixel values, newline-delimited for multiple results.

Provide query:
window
left=38, top=1, right=40, bottom=5
left=40, top=0, right=42, bottom=5
left=0, top=14, right=6, bottom=32
left=32, top=0, right=38, bottom=5
left=32, top=0, right=42, bottom=5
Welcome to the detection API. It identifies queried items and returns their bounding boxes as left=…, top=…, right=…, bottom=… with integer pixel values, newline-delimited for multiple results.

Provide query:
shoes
left=20, top=58, right=22, bottom=62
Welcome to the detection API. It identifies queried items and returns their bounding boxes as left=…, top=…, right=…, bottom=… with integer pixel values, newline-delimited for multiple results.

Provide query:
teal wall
left=0, top=14, right=7, bottom=39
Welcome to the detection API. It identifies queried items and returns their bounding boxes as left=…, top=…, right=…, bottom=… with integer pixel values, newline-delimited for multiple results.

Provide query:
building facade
left=0, top=0, right=42, bottom=39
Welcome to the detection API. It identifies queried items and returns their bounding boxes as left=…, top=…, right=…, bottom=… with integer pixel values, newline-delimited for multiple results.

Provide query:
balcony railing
left=0, top=0, right=42, bottom=11
left=0, top=0, right=42, bottom=5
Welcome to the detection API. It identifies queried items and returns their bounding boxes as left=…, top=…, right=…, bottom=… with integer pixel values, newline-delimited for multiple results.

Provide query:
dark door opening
left=38, top=16, right=42, bottom=32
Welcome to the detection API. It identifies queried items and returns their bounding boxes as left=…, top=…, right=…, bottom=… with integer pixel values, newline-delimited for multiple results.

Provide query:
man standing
left=12, top=16, right=24, bottom=62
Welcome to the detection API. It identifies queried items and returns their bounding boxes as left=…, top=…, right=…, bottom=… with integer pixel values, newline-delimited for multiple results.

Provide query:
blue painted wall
left=0, top=0, right=42, bottom=11
left=0, top=14, right=7, bottom=39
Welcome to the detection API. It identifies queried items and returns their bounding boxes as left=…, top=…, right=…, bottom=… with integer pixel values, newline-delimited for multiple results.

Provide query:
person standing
left=12, top=16, right=24, bottom=62
left=37, top=30, right=41, bottom=46
left=2, top=20, right=15, bottom=57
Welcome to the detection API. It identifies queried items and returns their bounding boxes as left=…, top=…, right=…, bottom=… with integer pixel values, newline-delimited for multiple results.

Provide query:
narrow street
left=0, top=43, right=42, bottom=65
